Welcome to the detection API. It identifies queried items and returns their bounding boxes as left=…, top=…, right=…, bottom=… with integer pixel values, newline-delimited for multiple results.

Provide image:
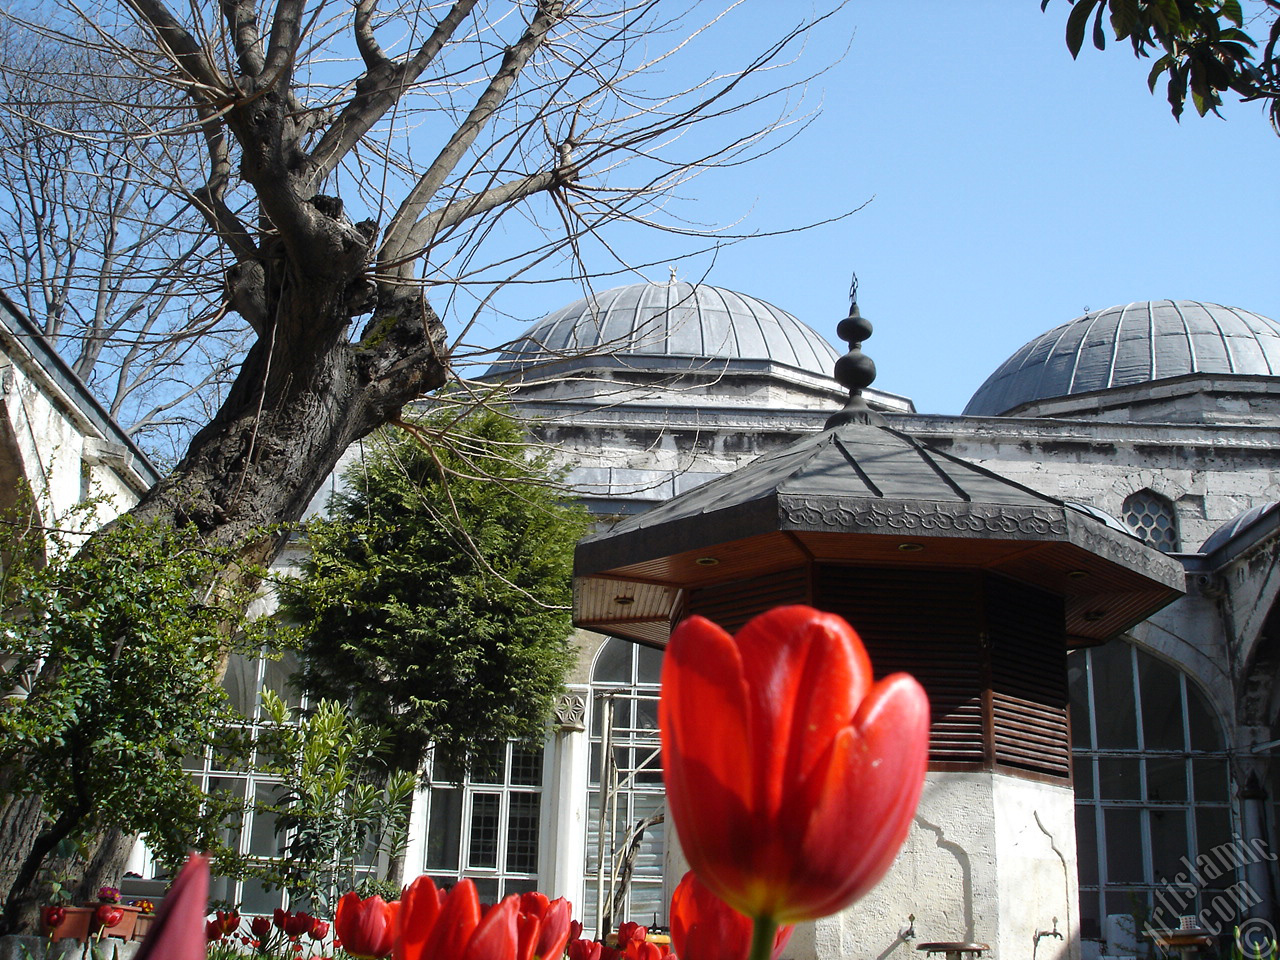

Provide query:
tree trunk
left=1, top=233, right=450, bottom=928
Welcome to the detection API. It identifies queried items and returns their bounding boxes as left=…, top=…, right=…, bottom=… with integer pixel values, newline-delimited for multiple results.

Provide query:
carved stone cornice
left=553, top=693, right=586, bottom=733
left=779, top=497, right=1068, bottom=539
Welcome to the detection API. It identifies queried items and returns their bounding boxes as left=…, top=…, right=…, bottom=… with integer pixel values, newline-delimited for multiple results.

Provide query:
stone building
left=0, top=292, right=158, bottom=537
left=474, top=286, right=1280, bottom=959
left=188, top=280, right=1280, bottom=958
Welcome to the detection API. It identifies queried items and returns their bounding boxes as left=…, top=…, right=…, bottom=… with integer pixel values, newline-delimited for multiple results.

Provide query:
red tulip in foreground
left=671, top=871, right=792, bottom=960
left=393, top=876, right=572, bottom=960
left=335, top=892, right=400, bottom=959
left=660, top=606, right=930, bottom=955
left=133, top=853, right=210, bottom=960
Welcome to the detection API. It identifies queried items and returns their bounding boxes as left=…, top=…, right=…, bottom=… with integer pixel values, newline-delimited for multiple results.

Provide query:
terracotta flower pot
left=94, top=903, right=140, bottom=940
left=132, top=912, right=156, bottom=941
left=43, top=905, right=93, bottom=941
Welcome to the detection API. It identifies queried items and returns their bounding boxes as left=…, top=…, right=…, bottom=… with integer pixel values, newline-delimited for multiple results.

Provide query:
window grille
left=1122, top=490, right=1180, bottom=551
left=419, top=740, right=545, bottom=902
left=1069, top=641, right=1232, bottom=943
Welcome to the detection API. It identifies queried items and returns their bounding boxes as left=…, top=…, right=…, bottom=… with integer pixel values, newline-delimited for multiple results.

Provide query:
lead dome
left=486, top=280, right=839, bottom=376
left=964, top=300, right=1280, bottom=417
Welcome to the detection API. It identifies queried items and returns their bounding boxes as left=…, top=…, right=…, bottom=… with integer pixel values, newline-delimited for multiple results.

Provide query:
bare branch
left=379, top=0, right=565, bottom=274
left=220, top=0, right=266, bottom=78
left=303, top=0, right=480, bottom=192
left=125, top=0, right=229, bottom=97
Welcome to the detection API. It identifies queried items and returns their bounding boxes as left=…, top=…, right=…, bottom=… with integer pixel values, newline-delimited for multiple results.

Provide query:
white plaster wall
left=792, top=772, right=1079, bottom=960
left=2, top=357, right=141, bottom=528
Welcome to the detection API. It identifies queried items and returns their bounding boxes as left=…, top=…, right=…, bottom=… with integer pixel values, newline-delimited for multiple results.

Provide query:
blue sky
left=471, top=3, right=1280, bottom=417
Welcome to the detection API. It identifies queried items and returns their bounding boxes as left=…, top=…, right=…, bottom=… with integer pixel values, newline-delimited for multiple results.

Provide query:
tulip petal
left=463, top=896, right=520, bottom=960
left=534, top=898, right=573, bottom=960
left=783, top=672, right=930, bottom=921
left=735, top=607, right=871, bottom=819
left=423, top=880, right=482, bottom=960
left=660, top=616, right=754, bottom=898
left=395, top=875, right=442, bottom=960
left=133, top=853, right=209, bottom=960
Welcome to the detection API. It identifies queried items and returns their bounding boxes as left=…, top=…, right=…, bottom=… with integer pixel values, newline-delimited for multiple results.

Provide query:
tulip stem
left=749, top=915, right=779, bottom=960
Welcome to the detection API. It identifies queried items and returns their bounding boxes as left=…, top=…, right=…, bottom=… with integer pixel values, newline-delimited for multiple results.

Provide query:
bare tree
left=0, top=0, right=825, bottom=559
left=0, top=0, right=835, bottom=929
left=0, top=24, right=249, bottom=462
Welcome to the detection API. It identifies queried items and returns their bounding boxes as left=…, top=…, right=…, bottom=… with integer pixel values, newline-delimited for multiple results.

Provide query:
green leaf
left=1110, top=0, right=1140, bottom=38
left=1220, top=0, right=1243, bottom=27
left=1067, top=0, right=1101, bottom=57
left=1093, top=1, right=1110, bottom=49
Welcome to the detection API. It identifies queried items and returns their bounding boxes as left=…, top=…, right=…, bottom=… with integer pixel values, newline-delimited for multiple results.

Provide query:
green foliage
left=239, top=691, right=414, bottom=916
left=0, top=511, right=263, bottom=869
left=1045, top=0, right=1280, bottom=125
left=279, top=407, right=589, bottom=774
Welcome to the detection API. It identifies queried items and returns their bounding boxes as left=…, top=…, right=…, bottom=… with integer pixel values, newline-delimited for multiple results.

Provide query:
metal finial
left=669, top=265, right=678, bottom=285
left=825, top=276, right=880, bottom=429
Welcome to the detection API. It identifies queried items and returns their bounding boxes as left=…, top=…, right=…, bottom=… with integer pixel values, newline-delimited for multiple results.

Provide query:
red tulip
left=252, top=916, right=274, bottom=940
left=95, top=904, right=125, bottom=930
left=660, top=606, right=930, bottom=925
left=42, top=906, right=67, bottom=932
left=568, top=940, right=605, bottom=960
left=617, top=922, right=646, bottom=947
left=133, top=853, right=210, bottom=960
left=624, top=941, right=667, bottom=960
left=311, top=919, right=331, bottom=940
left=516, top=891, right=573, bottom=960
left=393, top=876, right=570, bottom=960
left=671, top=871, right=792, bottom=960
left=335, top=893, right=399, bottom=959
left=287, top=911, right=317, bottom=938
left=214, top=909, right=241, bottom=936
left=207, top=919, right=227, bottom=942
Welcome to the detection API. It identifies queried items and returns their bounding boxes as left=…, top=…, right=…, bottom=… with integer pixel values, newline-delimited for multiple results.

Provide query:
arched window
left=1069, top=641, right=1233, bottom=945
left=1122, top=490, right=1180, bottom=552
left=586, top=637, right=665, bottom=934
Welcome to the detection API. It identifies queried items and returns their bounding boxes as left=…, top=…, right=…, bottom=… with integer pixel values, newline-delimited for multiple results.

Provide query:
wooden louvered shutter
left=814, top=566, right=988, bottom=770
left=986, top=577, right=1071, bottom=780
left=685, top=567, right=809, bottom=634
left=681, top=563, right=1071, bottom=783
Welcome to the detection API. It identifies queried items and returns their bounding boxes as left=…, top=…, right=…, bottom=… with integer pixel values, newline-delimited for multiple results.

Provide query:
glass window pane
left=636, top=645, right=662, bottom=684
left=509, top=746, right=543, bottom=787
left=635, top=697, right=658, bottom=733
left=1104, top=808, right=1146, bottom=883
left=425, top=788, right=463, bottom=872
left=1185, top=682, right=1223, bottom=751
left=1076, top=807, right=1098, bottom=887
left=471, top=744, right=505, bottom=785
left=1192, top=759, right=1229, bottom=803
left=239, top=879, right=283, bottom=915
left=468, top=793, right=501, bottom=869
left=1091, top=645, right=1138, bottom=750
left=1148, top=808, right=1189, bottom=885
left=248, top=782, right=285, bottom=857
left=1138, top=656, right=1184, bottom=751
left=207, top=777, right=247, bottom=851
left=1145, top=757, right=1186, bottom=803
left=1072, top=755, right=1094, bottom=797
left=221, top=654, right=259, bottom=716
left=593, top=639, right=632, bottom=683
left=471, top=878, right=501, bottom=905
left=1098, top=758, right=1141, bottom=801
left=263, top=652, right=301, bottom=713
left=505, top=791, right=540, bottom=873
left=1068, top=653, right=1092, bottom=749
left=1195, top=808, right=1235, bottom=889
